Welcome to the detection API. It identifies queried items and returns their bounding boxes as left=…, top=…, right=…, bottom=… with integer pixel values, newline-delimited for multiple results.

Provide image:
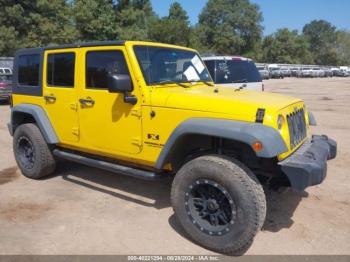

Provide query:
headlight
left=277, top=115, right=283, bottom=130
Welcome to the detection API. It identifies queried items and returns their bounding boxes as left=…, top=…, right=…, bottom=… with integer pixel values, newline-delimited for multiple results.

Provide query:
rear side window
left=86, top=51, right=130, bottom=89
left=207, top=60, right=262, bottom=84
left=18, top=54, right=40, bottom=86
left=47, top=53, right=75, bottom=87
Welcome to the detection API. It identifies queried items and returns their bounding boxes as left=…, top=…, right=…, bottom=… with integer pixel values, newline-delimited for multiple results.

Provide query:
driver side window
left=86, top=50, right=130, bottom=89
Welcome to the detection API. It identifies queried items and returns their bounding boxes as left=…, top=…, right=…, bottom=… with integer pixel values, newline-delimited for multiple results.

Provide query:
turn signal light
left=252, top=142, right=263, bottom=152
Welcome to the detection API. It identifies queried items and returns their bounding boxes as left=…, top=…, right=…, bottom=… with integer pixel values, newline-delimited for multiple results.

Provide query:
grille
left=287, top=108, right=307, bottom=148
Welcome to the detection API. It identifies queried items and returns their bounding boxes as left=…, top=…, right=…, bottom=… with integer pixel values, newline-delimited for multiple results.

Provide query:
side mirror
left=107, top=74, right=137, bottom=105
left=107, top=74, right=133, bottom=93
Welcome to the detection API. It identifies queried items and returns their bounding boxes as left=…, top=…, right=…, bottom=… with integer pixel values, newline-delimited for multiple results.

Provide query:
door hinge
left=131, top=137, right=142, bottom=146
left=72, top=127, right=79, bottom=136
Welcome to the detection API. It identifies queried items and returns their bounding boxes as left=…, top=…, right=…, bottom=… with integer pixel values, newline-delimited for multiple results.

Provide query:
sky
left=150, top=0, right=350, bottom=35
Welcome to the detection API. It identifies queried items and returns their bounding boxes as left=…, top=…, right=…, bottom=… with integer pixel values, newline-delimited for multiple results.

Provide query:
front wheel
left=171, top=155, right=266, bottom=255
left=13, top=123, right=56, bottom=179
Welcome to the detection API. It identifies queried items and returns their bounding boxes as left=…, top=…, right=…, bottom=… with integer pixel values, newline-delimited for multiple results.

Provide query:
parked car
left=9, top=40, right=337, bottom=255
left=257, top=65, right=270, bottom=80
left=0, top=74, right=12, bottom=102
left=331, top=68, right=342, bottom=77
left=269, top=67, right=284, bottom=79
left=203, top=56, right=263, bottom=91
left=290, top=67, right=301, bottom=77
left=312, top=68, right=325, bottom=78
left=280, top=67, right=292, bottom=77
left=323, top=68, right=333, bottom=77
left=339, top=67, right=350, bottom=77
left=300, top=67, right=314, bottom=78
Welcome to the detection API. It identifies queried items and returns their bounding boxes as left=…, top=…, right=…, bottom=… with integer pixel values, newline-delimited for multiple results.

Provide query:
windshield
left=133, top=46, right=212, bottom=85
left=205, top=59, right=261, bottom=84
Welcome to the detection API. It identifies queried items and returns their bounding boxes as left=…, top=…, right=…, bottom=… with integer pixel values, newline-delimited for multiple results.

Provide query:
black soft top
left=15, top=40, right=126, bottom=54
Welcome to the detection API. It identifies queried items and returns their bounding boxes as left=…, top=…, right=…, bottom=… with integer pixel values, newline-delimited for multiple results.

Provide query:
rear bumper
left=279, top=135, right=337, bottom=191
left=0, top=93, right=10, bottom=100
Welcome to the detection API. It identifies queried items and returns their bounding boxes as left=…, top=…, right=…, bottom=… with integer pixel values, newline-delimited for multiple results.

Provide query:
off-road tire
left=171, top=155, right=266, bottom=255
left=13, top=123, right=56, bottom=179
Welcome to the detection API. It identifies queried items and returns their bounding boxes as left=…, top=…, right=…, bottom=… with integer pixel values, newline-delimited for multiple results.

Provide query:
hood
left=149, top=84, right=301, bottom=119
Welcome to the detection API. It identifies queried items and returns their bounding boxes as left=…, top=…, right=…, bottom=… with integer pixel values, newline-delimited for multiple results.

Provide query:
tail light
left=0, top=82, right=8, bottom=88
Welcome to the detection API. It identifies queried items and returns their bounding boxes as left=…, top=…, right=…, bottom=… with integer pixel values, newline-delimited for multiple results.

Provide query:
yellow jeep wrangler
left=9, top=41, right=336, bottom=255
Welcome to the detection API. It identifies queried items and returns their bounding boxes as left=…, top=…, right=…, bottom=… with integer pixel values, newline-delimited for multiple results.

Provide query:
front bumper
left=279, top=135, right=337, bottom=191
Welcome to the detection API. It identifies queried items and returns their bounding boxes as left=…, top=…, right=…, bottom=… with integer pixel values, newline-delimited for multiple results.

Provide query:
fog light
left=252, top=142, right=263, bottom=152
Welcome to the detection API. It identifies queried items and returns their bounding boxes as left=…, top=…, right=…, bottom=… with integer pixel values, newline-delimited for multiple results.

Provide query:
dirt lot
left=0, top=78, right=349, bottom=255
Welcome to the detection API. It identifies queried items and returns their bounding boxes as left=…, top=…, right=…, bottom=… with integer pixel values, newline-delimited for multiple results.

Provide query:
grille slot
left=287, top=108, right=307, bottom=149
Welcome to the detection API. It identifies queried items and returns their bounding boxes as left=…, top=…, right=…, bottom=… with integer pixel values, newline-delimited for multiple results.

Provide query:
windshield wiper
left=185, top=79, right=214, bottom=86
left=156, top=80, right=188, bottom=88
left=231, top=79, right=247, bottom=83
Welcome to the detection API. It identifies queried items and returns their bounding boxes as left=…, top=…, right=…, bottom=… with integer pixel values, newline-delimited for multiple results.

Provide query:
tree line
left=0, top=0, right=349, bottom=65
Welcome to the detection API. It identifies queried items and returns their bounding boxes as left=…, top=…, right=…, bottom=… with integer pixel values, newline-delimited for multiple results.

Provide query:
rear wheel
left=13, top=123, right=56, bottom=179
left=171, top=155, right=266, bottom=255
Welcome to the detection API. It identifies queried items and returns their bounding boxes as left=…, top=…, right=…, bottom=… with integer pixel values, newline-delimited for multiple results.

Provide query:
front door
left=42, top=50, right=79, bottom=145
left=77, top=46, right=142, bottom=157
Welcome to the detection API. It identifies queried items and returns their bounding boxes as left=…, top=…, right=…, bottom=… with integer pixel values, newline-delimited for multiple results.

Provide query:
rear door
left=42, top=50, right=79, bottom=145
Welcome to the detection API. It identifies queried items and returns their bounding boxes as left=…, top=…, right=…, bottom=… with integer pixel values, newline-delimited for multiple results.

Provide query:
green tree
left=27, top=0, right=78, bottom=46
left=74, top=0, right=118, bottom=41
left=0, top=0, right=78, bottom=55
left=261, top=28, right=313, bottom=64
left=335, top=30, right=350, bottom=65
left=303, top=20, right=339, bottom=65
left=196, top=0, right=263, bottom=55
left=115, top=0, right=157, bottom=40
left=149, top=2, right=191, bottom=46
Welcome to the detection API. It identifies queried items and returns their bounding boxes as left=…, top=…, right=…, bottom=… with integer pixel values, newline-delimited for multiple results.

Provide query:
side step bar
left=53, top=149, right=167, bottom=181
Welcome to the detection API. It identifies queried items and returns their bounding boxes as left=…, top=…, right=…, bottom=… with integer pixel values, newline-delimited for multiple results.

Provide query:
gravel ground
left=0, top=78, right=349, bottom=255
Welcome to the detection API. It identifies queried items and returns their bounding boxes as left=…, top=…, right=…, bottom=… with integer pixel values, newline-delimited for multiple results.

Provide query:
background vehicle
left=312, top=67, right=325, bottom=77
left=339, top=66, right=349, bottom=77
left=331, top=67, right=342, bottom=76
left=0, top=74, right=12, bottom=102
left=323, top=67, right=333, bottom=77
left=301, top=67, right=314, bottom=77
left=290, top=67, right=301, bottom=77
left=9, top=41, right=336, bottom=256
left=257, top=65, right=270, bottom=79
left=280, top=67, right=292, bottom=77
left=269, top=66, right=284, bottom=79
left=203, top=56, right=263, bottom=91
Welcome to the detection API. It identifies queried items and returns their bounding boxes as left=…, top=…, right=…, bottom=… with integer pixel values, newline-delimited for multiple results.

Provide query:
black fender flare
left=9, top=104, right=59, bottom=144
left=155, top=118, right=288, bottom=169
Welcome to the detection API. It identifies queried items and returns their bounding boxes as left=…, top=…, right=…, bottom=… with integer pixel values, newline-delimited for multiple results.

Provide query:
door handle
left=44, top=95, right=56, bottom=102
left=79, top=98, right=95, bottom=106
